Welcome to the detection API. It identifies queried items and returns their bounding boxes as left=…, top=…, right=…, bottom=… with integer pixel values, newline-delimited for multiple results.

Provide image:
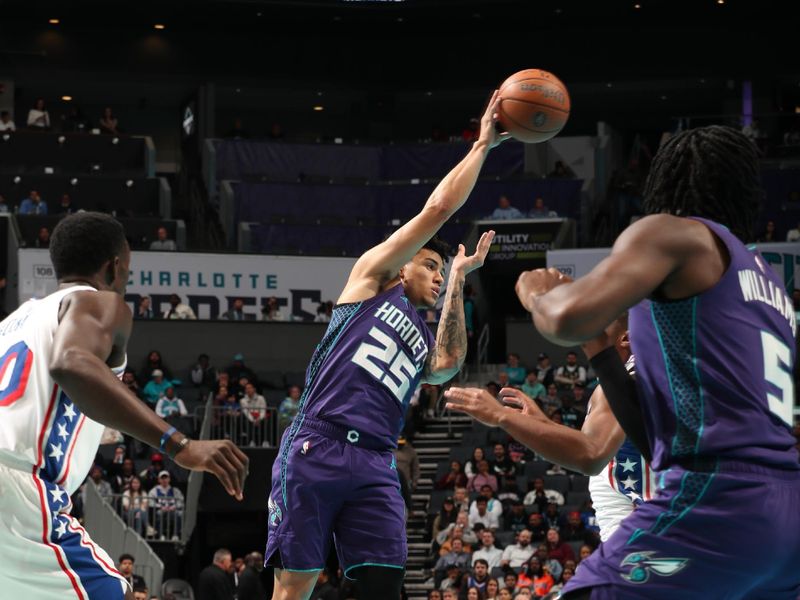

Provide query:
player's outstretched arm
left=338, top=92, right=510, bottom=304
left=444, top=385, right=624, bottom=476
left=49, top=291, right=249, bottom=500
left=423, top=231, right=495, bottom=384
left=515, top=214, right=723, bottom=345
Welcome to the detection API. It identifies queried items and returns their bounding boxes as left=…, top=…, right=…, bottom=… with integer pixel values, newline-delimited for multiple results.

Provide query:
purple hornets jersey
left=296, top=285, right=435, bottom=449
left=630, top=217, right=798, bottom=472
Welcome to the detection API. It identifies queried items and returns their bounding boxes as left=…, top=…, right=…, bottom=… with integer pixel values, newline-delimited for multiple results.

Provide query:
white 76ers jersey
left=0, top=286, right=126, bottom=495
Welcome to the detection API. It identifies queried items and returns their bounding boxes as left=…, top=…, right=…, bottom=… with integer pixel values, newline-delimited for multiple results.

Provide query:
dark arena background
left=0, top=1, right=798, bottom=599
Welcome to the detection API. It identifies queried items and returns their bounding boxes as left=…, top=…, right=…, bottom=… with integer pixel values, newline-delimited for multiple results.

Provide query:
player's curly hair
left=422, top=235, right=452, bottom=265
left=642, top=125, right=762, bottom=242
left=50, top=212, right=127, bottom=279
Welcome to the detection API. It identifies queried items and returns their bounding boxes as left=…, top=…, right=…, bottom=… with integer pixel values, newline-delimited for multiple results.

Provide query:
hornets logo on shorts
left=268, top=495, right=283, bottom=526
left=620, top=551, right=688, bottom=584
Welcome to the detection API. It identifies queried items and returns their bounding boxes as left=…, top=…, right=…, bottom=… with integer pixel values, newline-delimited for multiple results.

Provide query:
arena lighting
left=634, top=3, right=641, bottom=8
left=313, top=106, right=324, bottom=111
left=48, top=18, right=60, bottom=24
left=61, top=95, right=72, bottom=101
left=154, top=23, right=166, bottom=30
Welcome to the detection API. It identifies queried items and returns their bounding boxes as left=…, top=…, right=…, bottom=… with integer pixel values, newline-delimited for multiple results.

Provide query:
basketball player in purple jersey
left=265, top=91, right=509, bottom=600
left=508, top=126, right=799, bottom=599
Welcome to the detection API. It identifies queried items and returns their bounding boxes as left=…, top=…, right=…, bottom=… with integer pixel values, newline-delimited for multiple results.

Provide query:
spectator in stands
left=548, top=160, right=572, bottom=178
left=121, top=476, right=149, bottom=537
left=524, top=478, right=564, bottom=512
left=191, top=353, right=218, bottom=388
left=132, top=587, right=148, bottom=600
left=505, top=499, right=527, bottom=533
left=440, top=566, right=464, bottom=594
left=472, top=529, right=503, bottom=570
left=237, top=551, right=267, bottom=600
left=559, top=388, right=585, bottom=430
left=535, top=353, right=554, bottom=388
left=122, top=369, right=142, bottom=400
left=545, top=528, right=575, bottom=566
left=578, top=544, right=594, bottom=564
left=111, top=457, right=136, bottom=492
left=148, top=471, right=184, bottom=541
left=56, top=193, right=77, bottom=214
left=469, top=497, right=499, bottom=532
left=60, top=105, right=88, bottom=132
left=436, top=510, right=478, bottom=549
left=309, top=568, right=338, bottom=600
left=0, top=195, right=8, bottom=213
left=554, top=351, right=586, bottom=390
left=315, top=300, right=333, bottom=323
left=197, top=548, right=236, bottom=600
left=491, top=443, right=516, bottom=478
left=436, top=460, right=468, bottom=490
left=83, top=464, right=113, bottom=504
left=435, top=538, right=471, bottom=583
left=99, top=107, right=120, bottom=135
left=521, top=371, right=546, bottom=401
left=278, top=385, right=301, bottom=433
left=462, top=559, right=490, bottom=598
left=428, top=590, right=442, bottom=600
left=453, top=485, right=470, bottom=513
left=140, top=350, right=172, bottom=382
left=497, top=588, right=513, bottom=600
left=539, top=383, right=561, bottom=416
left=500, top=529, right=535, bottom=570
left=560, top=510, right=590, bottom=544
left=786, top=220, right=800, bottom=242
left=461, top=117, right=480, bottom=141
left=27, top=98, right=50, bottom=129
left=535, top=544, right=563, bottom=584
left=240, top=382, right=268, bottom=447
left=432, top=496, right=459, bottom=541
left=118, top=554, right=146, bottom=591
left=135, top=296, right=155, bottom=320
left=504, top=353, right=526, bottom=386
left=543, top=502, right=561, bottom=531
left=488, top=195, right=524, bottom=220
left=220, top=297, right=247, bottom=321
left=155, top=386, right=188, bottom=419
left=497, top=472, right=522, bottom=508
left=139, top=452, right=171, bottom=491
left=528, top=197, right=556, bottom=219
left=149, top=226, right=177, bottom=251
left=261, top=296, right=284, bottom=321
left=485, top=578, right=500, bottom=599
left=35, top=226, right=51, bottom=248
left=497, top=371, right=511, bottom=391
left=755, top=220, right=777, bottom=243
left=527, top=513, right=547, bottom=543
left=218, top=389, right=242, bottom=438
left=394, top=435, right=420, bottom=492
left=143, top=369, right=172, bottom=406
left=162, top=293, right=196, bottom=319
left=19, top=190, right=47, bottom=215
left=468, top=460, right=498, bottom=493
left=225, top=353, right=258, bottom=389
left=0, top=110, right=15, bottom=131
left=225, top=117, right=249, bottom=139
left=464, top=447, right=486, bottom=478
left=549, top=567, right=573, bottom=597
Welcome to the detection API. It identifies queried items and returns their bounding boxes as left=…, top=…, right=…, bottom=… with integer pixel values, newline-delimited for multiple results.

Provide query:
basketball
left=497, top=69, right=571, bottom=143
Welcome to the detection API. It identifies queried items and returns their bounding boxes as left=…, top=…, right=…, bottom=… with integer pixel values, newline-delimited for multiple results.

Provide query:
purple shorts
left=563, top=461, right=800, bottom=599
left=264, top=416, right=406, bottom=576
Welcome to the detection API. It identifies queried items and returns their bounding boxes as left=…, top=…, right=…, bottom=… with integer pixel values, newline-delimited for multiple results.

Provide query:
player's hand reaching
left=173, top=440, right=249, bottom=501
left=479, top=89, right=512, bottom=149
left=451, top=230, right=495, bottom=276
left=515, top=268, right=573, bottom=312
left=444, top=387, right=506, bottom=426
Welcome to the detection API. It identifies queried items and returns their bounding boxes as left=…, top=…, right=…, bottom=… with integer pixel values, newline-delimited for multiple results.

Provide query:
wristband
left=159, top=426, right=177, bottom=453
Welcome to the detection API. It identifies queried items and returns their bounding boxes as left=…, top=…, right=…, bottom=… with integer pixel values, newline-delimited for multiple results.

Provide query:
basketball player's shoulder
left=60, top=289, right=132, bottom=326
left=617, top=214, right=710, bottom=255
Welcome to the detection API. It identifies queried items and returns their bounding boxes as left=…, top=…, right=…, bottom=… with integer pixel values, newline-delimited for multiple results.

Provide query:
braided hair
left=642, top=125, right=762, bottom=242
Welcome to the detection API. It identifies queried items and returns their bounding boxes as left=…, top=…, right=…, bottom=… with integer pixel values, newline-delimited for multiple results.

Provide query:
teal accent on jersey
left=651, top=299, right=705, bottom=458
left=279, top=302, right=363, bottom=504
left=344, top=562, right=404, bottom=579
left=648, top=467, right=717, bottom=538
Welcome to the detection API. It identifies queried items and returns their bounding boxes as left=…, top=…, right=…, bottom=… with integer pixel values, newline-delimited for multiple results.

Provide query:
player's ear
left=399, top=265, right=407, bottom=281
left=104, top=258, right=117, bottom=286
left=619, top=330, right=630, bottom=349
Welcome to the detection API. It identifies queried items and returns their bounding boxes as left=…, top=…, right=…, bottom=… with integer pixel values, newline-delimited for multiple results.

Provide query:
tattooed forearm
left=425, top=272, right=467, bottom=383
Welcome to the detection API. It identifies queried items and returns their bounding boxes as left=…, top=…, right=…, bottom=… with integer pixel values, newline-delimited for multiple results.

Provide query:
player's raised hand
left=173, top=439, right=249, bottom=501
left=444, top=386, right=505, bottom=426
left=451, top=230, right=495, bottom=276
left=479, top=89, right=512, bottom=149
left=515, top=268, right=573, bottom=312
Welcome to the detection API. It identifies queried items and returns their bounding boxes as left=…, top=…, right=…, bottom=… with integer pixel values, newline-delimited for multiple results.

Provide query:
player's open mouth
left=432, top=287, right=440, bottom=297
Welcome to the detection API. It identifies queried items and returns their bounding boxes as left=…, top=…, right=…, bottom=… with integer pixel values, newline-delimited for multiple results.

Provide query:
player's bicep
left=581, top=388, right=626, bottom=470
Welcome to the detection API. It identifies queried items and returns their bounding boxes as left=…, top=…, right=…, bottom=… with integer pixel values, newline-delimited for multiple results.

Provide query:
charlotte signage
left=548, top=242, right=799, bottom=291
left=18, top=250, right=356, bottom=320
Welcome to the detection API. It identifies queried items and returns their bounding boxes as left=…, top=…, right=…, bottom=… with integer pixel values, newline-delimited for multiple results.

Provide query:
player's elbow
left=425, top=193, right=457, bottom=219
left=49, top=348, right=91, bottom=383
left=579, top=456, right=608, bottom=477
left=534, top=298, right=586, bottom=345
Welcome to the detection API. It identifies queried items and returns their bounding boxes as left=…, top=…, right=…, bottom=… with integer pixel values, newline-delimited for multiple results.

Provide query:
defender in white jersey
left=0, top=212, right=248, bottom=600
left=444, top=314, right=656, bottom=542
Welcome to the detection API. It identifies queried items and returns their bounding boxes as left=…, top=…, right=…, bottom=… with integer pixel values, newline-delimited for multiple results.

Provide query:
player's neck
left=58, top=276, right=102, bottom=291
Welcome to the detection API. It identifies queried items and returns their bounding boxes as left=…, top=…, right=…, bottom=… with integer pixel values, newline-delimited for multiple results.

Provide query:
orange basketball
left=497, top=69, right=571, bottom=143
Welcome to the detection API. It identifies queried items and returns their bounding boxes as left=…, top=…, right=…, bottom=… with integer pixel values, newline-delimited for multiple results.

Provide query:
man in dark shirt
left=237, top=552, right=268, bottom=600
left=197, top=548, right=236, bottom=600
left=310, top=568, right=339, bottom=600
left=118, top=554, right=146, bottom=591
